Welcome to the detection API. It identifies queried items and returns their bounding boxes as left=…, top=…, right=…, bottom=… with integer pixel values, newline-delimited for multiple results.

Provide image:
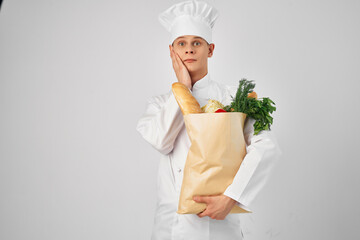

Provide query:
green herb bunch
left=223, top=78, right=277, bottom=135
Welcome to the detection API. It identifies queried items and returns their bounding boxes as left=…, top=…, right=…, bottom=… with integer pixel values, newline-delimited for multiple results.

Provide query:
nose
left=185, top=46, right=194, bottom=54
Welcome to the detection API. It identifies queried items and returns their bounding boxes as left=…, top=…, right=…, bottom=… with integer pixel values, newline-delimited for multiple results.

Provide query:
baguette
left=171, top=82, right=203, bottom=115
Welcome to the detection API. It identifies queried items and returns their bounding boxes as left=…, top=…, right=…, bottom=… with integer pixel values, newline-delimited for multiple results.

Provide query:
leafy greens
left=223, top=78, right=276, bottom=135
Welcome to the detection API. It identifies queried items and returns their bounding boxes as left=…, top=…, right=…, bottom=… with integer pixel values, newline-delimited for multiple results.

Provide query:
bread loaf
left=171, top=82, right=203, bottom=115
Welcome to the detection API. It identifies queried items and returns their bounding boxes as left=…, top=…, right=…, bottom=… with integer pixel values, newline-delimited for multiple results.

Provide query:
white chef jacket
left=136, top=73, right=282, bottom=240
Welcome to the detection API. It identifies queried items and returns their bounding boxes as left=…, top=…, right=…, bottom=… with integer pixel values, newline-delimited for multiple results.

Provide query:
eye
left=178, top=42, right=185, bottom=46
left=194, top=41, right=201, bottom=46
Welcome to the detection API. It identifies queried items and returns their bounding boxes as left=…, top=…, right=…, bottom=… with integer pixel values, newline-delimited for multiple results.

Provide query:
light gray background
left=1, top=0, right=359, bottom=239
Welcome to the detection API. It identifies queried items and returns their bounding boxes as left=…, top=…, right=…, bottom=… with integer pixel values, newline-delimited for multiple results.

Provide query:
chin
left=185, top=64, right=199, bottom=72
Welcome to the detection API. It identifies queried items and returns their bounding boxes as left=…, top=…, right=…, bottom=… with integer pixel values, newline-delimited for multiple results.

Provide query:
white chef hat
left=158, top=0, right=219, bottom=45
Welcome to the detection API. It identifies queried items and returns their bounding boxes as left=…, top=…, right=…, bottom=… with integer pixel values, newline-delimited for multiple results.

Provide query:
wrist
left=223, top=195, right=237, bottom=206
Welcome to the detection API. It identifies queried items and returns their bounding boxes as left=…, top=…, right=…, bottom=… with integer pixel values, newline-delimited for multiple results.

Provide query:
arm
left=222, top=85, right=283, bottom=211
left=135, top=44, right=193, bottom=155
left=136, top=89, right=191, bottom=155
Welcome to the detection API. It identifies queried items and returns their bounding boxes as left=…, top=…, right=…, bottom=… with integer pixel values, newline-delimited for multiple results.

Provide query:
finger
left=172, top=55, right=179, bottom=69
left=170, top=50, right=175, bottom=64
left=193, top=196, right=210, bottom=204
left=174, top=50, right=185, bottom=66
left=169, top=46, right=174, bottom=59
left=170, top=48, right=179, bottom=68
left=170, top=46, right=181, bottom=65
left=197, top=209, right=204, bottom=217
left=197, top=208, right=210, bottom=218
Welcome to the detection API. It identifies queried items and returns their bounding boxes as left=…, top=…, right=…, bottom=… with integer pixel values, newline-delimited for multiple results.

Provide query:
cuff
left=223, top=190, right=252, bottom=212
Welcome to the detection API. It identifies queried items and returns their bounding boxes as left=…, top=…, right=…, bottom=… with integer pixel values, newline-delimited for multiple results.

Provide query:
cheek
left=199, top=55, right=207, bottom=62
left=199, top=50, right=208, bottom=60
left=178, top=53, right=185, bottom=61
left=173, top=49, right=182, bottom=58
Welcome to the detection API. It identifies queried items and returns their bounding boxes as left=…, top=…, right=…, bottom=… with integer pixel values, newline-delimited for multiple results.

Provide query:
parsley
left=223, top=78, right=276, bottom=135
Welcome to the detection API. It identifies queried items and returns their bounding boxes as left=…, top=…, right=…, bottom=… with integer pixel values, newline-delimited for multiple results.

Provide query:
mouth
left=184, top=59, right=197, bottom=63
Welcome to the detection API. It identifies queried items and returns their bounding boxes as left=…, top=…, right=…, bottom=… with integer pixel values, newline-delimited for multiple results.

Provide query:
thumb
left=193, top=196, right=210, bottom=204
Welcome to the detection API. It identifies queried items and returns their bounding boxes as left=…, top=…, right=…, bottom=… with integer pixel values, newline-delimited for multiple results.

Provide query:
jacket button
left=178, top=168, right=182, bottom=172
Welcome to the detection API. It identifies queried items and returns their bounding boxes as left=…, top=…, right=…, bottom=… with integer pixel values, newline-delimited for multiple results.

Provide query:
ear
left=208, top=43, right=215, bottom=57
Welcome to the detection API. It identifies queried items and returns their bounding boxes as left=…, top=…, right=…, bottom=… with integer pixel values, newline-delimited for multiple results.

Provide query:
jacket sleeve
left=222, top=86, right=283, bottom=212
left=136, top=89, right=187, bottom=155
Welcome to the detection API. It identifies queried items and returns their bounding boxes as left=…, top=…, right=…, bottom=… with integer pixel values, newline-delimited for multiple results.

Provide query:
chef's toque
left=158, top=0, right=219, bottom=45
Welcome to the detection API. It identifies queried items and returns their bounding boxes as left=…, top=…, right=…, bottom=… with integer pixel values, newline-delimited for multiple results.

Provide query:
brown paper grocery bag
left=177, top=112, right=252, bottom=214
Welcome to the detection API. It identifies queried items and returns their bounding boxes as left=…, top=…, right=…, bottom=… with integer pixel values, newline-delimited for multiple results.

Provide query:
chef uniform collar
left=192, top=73, right=211, bottom=90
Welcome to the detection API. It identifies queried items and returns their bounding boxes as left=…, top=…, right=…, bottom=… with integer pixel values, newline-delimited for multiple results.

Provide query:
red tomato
left=215, top=108, right=227, bottom=113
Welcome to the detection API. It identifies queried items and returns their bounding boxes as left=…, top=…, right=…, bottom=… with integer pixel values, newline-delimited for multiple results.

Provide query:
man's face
left=172, top=35, right=215, bottom=73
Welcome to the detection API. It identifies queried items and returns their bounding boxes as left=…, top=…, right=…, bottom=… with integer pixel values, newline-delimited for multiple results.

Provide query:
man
left=136, top=1, right=282, bottom=239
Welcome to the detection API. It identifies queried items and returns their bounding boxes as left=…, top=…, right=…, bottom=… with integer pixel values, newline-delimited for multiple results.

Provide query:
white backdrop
left=1, top=0, right=359, bottom=239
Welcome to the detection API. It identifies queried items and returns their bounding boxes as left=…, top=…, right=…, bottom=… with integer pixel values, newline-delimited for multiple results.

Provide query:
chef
left=136, top=0, right=283, bottom=239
